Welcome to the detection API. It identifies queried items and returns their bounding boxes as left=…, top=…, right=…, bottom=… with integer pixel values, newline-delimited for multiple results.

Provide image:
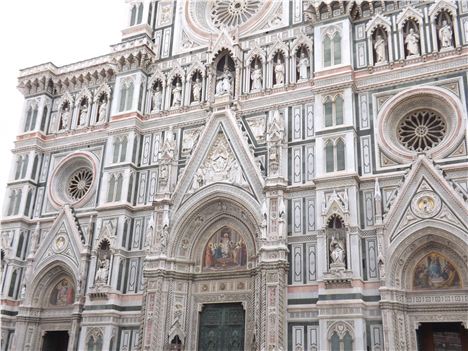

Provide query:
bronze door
left=198, top=303, right=245, bottom=351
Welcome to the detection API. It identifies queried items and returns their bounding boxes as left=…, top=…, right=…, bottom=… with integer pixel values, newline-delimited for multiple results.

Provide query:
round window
left=397, top=110, right=446, bottom=152
left=67, top=168, right=94, bottom=201
left=48, top=152, right=97, bottom=209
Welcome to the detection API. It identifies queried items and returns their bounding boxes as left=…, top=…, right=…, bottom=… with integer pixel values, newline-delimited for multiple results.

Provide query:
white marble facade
left=1, top=1, right=468, bottom=351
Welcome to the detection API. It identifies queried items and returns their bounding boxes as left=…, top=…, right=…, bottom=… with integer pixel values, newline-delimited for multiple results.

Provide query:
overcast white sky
left=0, top=1, right=127, bottom=211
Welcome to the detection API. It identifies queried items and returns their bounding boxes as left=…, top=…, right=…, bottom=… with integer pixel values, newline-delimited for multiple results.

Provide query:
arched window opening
left=333, top=33, right=341, bottom=65
left=137, top=3, right=144, bottom=24
left=331, top=332, right=340, bottom=351
left=14, top=190, right=22, bottom=215
left=31, top=155, right=39, bottom=180
left=336, top=139, right=345, bottom=171
left=16, top=232, right=24, bottom=258
left=8, top=270, right=17, bottom=297
left=327, top=214, right=344, bottom=229
left=343, top=332, right=353, bottom=351
left=21, top=155, right=29, bottom=179
left=324, top=95, right=344, bottom=127
left=119, top=84, right=127, bottom=112
left=130, top=5, right=137, bottom=26
left=115, top=175, right=123, bottom=202
left=40, top=106, right=48, bottom=131
left=15, top=156, right=22, bottom=180
left=120, top=137, right=128, bottom=162
left=107, top=175, right=116, bottom=203
left=325, top=142, right=334, bottom=173
left=24, top=190, right=33, bottom=217
left=24, top=107, right=33, bottom=132
left=324, top=36, right=332, bottom=67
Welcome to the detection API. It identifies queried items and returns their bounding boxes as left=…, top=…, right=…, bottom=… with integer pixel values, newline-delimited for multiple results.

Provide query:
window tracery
left=323, top=30, right=341, bottom=67
left=323, top=95, right=343, bottom=127
left=325, top=139, right=345, bottom=173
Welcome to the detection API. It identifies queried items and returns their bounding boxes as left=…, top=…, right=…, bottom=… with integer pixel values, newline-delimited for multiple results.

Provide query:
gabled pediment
left=172, top=109, right=264, bottom=211
left=384, top=156, right=468, bottom=243
left=33, top=204, right=85, bottom=277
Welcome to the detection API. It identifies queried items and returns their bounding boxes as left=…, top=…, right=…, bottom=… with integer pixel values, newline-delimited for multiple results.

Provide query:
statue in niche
left=60, top=106, right=70, bottom=130
left=172, top=81, right=182, bottom=107
left=330, top=236, right=345, bottom=265
left=405, top=28, right=420, bottom=56
left=374, top=34, right=386, bottom=63
left=97, top=99, right=107, bottom=122
left=297, top=51, right=309, bottom=81
left=79, top=104, right=88, bottom=127
left=439, top=20, right=453, bottom=49
left=192, top=77, right=202, bottom=102
left=251, top=62, right=263, bottom=91
left=95, top=257, right=110, bottom=284
left=159, top=225, right=168, bottom=254
left=215, top=63, right=233, bottom=96
left=274, top=56, right=285, bottom=85
left=152, top=85, right=163, bottom=112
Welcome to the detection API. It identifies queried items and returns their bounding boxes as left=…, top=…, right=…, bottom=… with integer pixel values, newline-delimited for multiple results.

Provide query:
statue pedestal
left=323, top=267, right=352, bottom=289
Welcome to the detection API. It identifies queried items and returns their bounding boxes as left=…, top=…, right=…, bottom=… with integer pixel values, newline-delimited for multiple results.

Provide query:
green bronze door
left=198, top=303, right=245, bottom=351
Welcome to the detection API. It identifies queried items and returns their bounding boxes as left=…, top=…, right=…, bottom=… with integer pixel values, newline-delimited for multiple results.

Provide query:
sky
left=0, top=1, right=127, bottom=211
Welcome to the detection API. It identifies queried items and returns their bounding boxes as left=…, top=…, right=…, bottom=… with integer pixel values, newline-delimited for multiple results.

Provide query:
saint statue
left=297, top=51, right=309, bottom=81
left=274, top=57, right=285, bottom=85
left=251, top=63, right=263, bottom=91
left=172, top=82, right=182, bottom=108
left=95, top=257, right=110, bottom=284
left=79, top=105, right=88, bottom=127
left=374, top=34, right=386, bottom=63
left=439, top=20, right=453, bottom=49
left=215, top=63, right=233, bottom=96
left=98, top=100, right=107, bottom=122
left=330, top=236, right=345, bottom=265
left=405, top=28, right=420, bottom=56
left=152, top=85, right=163, bottom=112
left=60, top=106, right=70, bottom=130
left=192, top=77, right=202, bottom=102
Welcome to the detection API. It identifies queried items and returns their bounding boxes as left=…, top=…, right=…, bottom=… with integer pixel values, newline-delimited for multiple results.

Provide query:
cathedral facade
left=1, top=1, right=468, bottom=350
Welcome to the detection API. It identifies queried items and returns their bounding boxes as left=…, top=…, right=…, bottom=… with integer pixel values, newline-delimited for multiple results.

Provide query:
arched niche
left=169, top=186, right=261, bottom=268
left=386, top=225, right=468, bottom=290
left=27, top=261, right=78, bottom=308
left=212, top=51, right=236, bottom=99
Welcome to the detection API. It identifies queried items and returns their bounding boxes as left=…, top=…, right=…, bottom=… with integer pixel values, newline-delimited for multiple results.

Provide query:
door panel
left=198, top=303, right=245, bottom=351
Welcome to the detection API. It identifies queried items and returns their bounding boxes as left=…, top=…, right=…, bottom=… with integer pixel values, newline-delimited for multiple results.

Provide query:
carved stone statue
left=439, top=20, right=453, bottom=49
left=374, top=34, right=386, bottom=63
left=330, top=236, right=345, bottom=265
left=274, top=57, right=285, bottom=85
left=98, top=100, right=107, bottom=122
left=159, top=226, right=168, bottom=254
left=297, top=51, right=309, bottom=81
left=405, top=28, right=420, bottom=56
left=60, top=106, right=70, bottom=130
left=215, top=63, right=233, bottom=96
left=192, top=77, right=202, bottom=102
left=95, top=257, right=110, bottom=284
left=79, top=105, right=88, bottom=127
left=172, top=82, right=182, bottom=107
left=152, top=86, right=163, bottom=112
left=251, top=63, right=263, bottom=91
left=160, top=127, right=176, bottom=162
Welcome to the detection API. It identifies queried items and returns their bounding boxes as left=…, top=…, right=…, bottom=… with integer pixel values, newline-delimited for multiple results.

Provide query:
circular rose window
left=211, top=0, right=262, bottom=28
left=67, top=168, right=93, bottom=201
left=397, top=110, right=446, bottom=152
left=377, top=86, right=465, bottom=163
left=48, top=152, right=97, bottom=209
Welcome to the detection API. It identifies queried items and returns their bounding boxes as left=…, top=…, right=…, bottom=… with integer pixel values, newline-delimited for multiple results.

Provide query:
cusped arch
left=170, top=184, right=262, bottom=261
left=386, top=224, right=468, bottom=290
left=27, top=261, right=78, bottom=307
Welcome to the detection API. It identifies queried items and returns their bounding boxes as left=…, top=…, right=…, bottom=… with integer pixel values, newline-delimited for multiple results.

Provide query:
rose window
left=211, top=0, right=262, bottom=28
left=67, top=168, right=93, bottom=201
left=397, top=110, right=446, bottom=152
